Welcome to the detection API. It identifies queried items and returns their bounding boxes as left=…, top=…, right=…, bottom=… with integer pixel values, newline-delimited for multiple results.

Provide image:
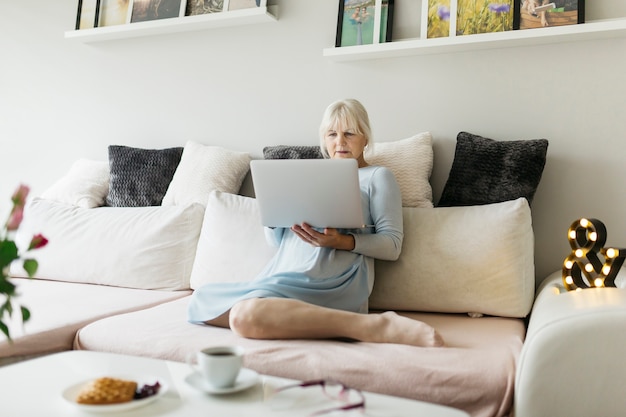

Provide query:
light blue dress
left=187, top=165, right=403, bottom=323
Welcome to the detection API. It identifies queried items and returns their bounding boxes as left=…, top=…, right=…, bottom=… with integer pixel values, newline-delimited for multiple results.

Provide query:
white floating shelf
left=65, top=6, right=277, bottom=43
left=324, top=18, right=626, bottom=61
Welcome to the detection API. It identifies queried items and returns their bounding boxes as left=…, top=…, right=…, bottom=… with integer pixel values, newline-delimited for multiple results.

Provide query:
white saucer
left=184, top=368, right=259, bottom=394
left=61, top=375, right=167, bottom=413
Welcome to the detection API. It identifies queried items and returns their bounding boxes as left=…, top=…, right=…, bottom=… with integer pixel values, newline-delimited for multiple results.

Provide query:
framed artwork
left=421, top=0, right=456, bottom=39
left=99, top=0, right=132, bottom=26
left=186, top=0, right=224, bottom=16
left=515, top=0, right=584, bottom=29
left=75, top=0, right=101, bottom=30
left=377, top=0, right=394, bottom=43
left=335, top=0, right=394, bottom=48
left=131, top=0, right=187, bottom=23
left=456, top=0, right=514, bottom=35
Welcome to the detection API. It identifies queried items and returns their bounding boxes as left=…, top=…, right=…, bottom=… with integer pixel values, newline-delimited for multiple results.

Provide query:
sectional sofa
left=4, top=132, right=626, bottom=417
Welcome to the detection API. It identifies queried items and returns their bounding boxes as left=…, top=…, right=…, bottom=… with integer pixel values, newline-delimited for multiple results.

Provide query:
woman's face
left=324, top=122, right=368, bottom=167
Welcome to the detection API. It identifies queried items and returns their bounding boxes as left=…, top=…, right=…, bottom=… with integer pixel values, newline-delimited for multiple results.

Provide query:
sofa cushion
left=106, top=145, right=183, bottom=207
left=1, top=278, right=189, bottom=362
left=189, top=191, right=277, bottom=290
left=438, top=131, right=548, bottom=207
left=74, top=296, right=524, bottom=417
left=162, top=141, right=251, bottom=207
left=263, top=145, right=323, bottom=159
left=11, top=198, right=204, bottom=290
left=40, top=159, right=110, bottom=208
left=369, top=197, right=535, bottom=318
left=364, top=132, right=434, bottom=208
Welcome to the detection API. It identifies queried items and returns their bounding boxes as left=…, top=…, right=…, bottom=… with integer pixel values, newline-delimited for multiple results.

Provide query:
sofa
left=4, top=132, right=625, bottom=417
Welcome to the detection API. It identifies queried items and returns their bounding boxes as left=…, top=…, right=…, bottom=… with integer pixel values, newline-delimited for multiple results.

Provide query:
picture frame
left=75, top=0, right=101, bottom=30
left=456, top=0, right=514, bottom=36
left=514, top=0, right=584, bottom=30
left=130, top=0, right=187, bottom=23
left=98, top=0, right=132, bottom=27
left=421, top=0, right=457, bottom=39
left=186, top=0, right=224, bottom=16
left=377, top=0, right=394, bottom=43
left=335, top=0, right=394, bottom=48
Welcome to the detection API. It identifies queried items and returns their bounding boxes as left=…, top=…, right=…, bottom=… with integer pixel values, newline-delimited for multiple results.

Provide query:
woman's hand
left=291, top=223, right=355, bottom=251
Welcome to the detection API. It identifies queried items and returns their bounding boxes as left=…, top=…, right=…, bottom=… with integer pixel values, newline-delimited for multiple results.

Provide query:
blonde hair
left=318, top=99, right=372, bottom=158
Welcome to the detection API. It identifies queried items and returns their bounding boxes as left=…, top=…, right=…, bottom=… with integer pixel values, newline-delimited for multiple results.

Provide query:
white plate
left=62, top=375, right=168, bottom=413
left=185, top=368, right=259, bottom=394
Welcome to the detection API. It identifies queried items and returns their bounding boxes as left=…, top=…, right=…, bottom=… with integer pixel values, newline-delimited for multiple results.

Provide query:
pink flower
left=6, top=184, right=29, bottom=231
left=28, top=234, right=48, bottom=250
left=6, top=205, right=24, bottom=231
left=11, top=184, right=29, bottom=207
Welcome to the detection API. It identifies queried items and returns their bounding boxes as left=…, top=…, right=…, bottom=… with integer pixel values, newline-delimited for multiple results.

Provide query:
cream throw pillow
left=40, top=159, right=110, bottom=208
left=162, top=141, right=251, bottom=207
left=369, top=198, right=535, bottom=318
left=365, top=132, right=433, bottom=208
left=11, top=198, right=205, bottom=290
left=189, top=191, right=277, bottom=290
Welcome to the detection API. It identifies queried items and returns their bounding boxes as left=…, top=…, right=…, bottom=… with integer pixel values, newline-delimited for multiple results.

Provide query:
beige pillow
left=189, top=191, right=277, bottom=290
left=365, top=132, right=433, bottom=208
left=40, top=159, right=110, bottom=208
left=162, top=141, right=251, bottom=207
left=369, top=198, right=535, bottom=318
left=11, top=198, right=204, bottom=290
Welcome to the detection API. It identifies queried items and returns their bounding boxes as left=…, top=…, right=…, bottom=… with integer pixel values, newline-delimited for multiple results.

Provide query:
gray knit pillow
left=106, top=145, right=183, bottom=207
left=438, top=132, right=548, bottom=207
left=263, top=145, right=323, bottom=160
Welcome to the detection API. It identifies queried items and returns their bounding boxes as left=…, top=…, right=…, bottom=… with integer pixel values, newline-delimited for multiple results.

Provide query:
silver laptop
left=250, top=159, right=365, bottom=229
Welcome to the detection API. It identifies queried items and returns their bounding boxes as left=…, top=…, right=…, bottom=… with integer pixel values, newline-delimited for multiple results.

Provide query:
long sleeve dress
left=187, top=165, right=403, bottom=323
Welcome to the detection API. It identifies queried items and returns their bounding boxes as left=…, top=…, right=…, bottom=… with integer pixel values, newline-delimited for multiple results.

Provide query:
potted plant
left=0, top=185, right=48, bottom=341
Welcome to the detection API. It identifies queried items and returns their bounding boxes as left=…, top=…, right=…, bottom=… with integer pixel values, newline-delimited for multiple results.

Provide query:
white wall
left=1, top=0, right=625, bottom=286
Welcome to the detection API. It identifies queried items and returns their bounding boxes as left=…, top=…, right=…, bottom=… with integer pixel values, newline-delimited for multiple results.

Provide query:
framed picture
left=186, top=0, right=224, bottom=16
left=456, top=0, right=514, bottom=36
left=421, top=0, right=456, bottom=39
left=131, top=0, right=187, bottom=23
left=75, top=0, right=101, bottom=30
left=99, top=0, right=132, bottom=26
left=335, top=0, right=394, bottom=48
left=227, top=0, right=267, bottom=11
left=515, top=0, right=584, bottom=29
left=377, top=0, right=394, bottom=43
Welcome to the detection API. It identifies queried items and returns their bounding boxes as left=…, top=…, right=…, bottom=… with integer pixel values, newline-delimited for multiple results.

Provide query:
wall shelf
left=323, top=18, right=626, bottom=61
left=64, top=6, right=277, bottom=43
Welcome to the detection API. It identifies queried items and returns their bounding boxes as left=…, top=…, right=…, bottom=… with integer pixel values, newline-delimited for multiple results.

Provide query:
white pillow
left=10, top=198, right=205, bottom=290
left=364, top=132, right=433, bottom=208
left=369, top=198, right=535, bottom=318
left=189, top=191, right=277, bottom=290
left=40, top=159, right=110, bottom=208
left=162, top=141, right=251, bottom=207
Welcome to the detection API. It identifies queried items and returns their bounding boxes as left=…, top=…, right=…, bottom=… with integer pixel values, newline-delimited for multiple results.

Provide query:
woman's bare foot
left=364, top=312, right=445, bottom=347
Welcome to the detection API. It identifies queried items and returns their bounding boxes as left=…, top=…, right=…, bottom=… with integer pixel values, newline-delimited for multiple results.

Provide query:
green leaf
left=0, top=277, right=16, bottom=295
left=21, top=306, right=30, bottom=322
left=0, top=321, right=10, bottom=341
left=22, top=259, right=38, bottom=277
left=0, top=239, right=19, bottom=269
left=1, top=299, right=13, bottom=317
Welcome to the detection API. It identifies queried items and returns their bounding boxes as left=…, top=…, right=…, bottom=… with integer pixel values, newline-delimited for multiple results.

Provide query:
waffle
left=76, top=377, right=138, bottom=405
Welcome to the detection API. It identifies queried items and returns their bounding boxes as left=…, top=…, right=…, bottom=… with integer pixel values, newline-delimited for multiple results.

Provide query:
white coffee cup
left=188, top=346, right=244, bottom=388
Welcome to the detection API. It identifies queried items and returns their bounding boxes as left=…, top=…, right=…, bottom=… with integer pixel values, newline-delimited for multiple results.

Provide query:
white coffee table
left=0, top=350, right=469, bottom=416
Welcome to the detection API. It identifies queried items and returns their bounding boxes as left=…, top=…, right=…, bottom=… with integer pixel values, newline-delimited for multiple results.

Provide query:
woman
left=188, top=99, right=443, bottom=348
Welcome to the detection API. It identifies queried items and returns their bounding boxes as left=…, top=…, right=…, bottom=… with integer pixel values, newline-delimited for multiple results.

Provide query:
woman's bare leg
left=206, top=298, right=443, bottom=348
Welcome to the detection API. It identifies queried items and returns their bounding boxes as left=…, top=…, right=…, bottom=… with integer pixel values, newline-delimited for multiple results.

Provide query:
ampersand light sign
left=562, top=218, right=626, bottom=291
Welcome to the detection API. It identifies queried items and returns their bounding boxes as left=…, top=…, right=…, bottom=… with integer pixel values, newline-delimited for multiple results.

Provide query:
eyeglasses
left=266, top=379, right=366, bottom=416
